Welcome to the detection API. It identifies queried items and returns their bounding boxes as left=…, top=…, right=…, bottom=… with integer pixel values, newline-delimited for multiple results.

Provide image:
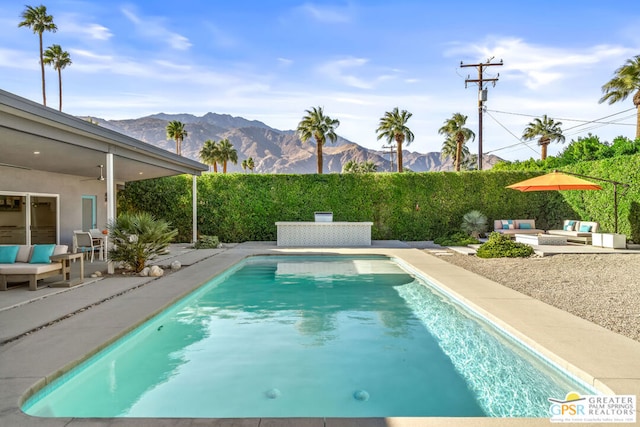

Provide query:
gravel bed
left=429, top=252, right=640, bottom=342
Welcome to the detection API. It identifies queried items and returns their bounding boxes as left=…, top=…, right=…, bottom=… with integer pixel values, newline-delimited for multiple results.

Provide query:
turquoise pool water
left=23, top=255, right=594, bottom=418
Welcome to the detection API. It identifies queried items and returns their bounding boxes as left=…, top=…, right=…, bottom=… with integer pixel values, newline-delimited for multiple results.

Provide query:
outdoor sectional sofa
left=0, top=244, right=69, bottom=291
left=493, top=219, right=545, bottom=236
left=547, top=220, right=600, bottom=244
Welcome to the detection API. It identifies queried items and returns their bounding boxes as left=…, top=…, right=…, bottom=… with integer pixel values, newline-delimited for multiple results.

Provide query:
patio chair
left=74, top=231, right=98, bottom=263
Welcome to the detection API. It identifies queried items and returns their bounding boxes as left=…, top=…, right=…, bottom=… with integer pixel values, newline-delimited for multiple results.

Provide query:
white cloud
left=446, top=37, right=633, bottom=90
left=316, top=57, right=398, bottom=89
left=121, top=6, right=192, bottom=51
left=296, top=2, right=353, bottom=23
left=277, top=57, right=293, bottom=67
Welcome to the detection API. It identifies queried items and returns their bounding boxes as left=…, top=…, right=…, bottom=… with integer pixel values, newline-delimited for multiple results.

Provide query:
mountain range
left=88, top=113, right=503, bottom=173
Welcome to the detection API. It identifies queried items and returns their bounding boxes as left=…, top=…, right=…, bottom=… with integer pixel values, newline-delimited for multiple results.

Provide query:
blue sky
left=2, top=0, right=639, bottom=161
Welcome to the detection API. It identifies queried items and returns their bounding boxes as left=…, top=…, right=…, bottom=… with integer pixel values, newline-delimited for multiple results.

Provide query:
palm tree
left=217, top=139, right=238, bottom=173
left=376, top=107, right=414, bottom=172
left=166, top=120, right=187, bottom=155
left=297, top=106, right=340, bottom=174
left=241, top=159, right=248, bottom=173
left=43, top=44, right=71, bottom=111
left=440, top=135, right=471, bottom=170
left=343, top=160, right=377, bottom=173
left=247, top=157, right=255, bottom=173
left=199, top=139, right=220, bottom=172
left=18, top=5, right=57, bottom=107
left=438, top=113, right=475, bottom=172
left=599, top=55, right=640, bottom=139
left=522, top=114, right=565, bottom=160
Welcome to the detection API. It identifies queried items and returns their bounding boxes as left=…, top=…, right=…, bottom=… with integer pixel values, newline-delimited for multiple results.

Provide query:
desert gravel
left=429, top=252, right=640, bottom=342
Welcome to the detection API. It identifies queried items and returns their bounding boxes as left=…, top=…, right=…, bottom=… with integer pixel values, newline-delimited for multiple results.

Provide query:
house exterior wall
left=0, top=168, right=111, bottom=247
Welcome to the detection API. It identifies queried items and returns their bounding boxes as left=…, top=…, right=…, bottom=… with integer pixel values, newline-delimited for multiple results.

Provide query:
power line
left=484, top=110, right=539, bottom=155
left=486, top=108, right=635, bottom=128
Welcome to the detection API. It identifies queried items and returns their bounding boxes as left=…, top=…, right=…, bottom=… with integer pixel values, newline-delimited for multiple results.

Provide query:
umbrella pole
left=614, top=183, right=619, bottom=234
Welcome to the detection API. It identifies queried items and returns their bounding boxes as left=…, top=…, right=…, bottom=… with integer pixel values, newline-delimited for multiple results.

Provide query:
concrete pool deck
left=0, top=241, right=638, bottom=427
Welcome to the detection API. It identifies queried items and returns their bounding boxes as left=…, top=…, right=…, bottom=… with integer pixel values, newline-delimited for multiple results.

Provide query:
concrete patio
left=1, top=241, right=638, bottom=427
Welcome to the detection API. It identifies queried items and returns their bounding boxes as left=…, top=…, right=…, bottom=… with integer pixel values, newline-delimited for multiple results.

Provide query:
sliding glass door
left=0, top=192, right=58, bottom=244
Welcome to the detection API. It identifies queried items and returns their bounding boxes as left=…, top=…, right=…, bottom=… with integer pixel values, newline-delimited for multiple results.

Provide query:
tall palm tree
left=18, top=5, right=57, bottom=107
left=440, top=135, right=471, bottom=170
left=522, top=114, right=565, bottom=160
left=241, top=159, right=248, bottom=173
left=199, top=139, right=220, bottom=172
left=217, top=138, right=238, bottom=173
left=247, top=157, right=255, bottom=173
left=297, top=106, right=340, bottom=174
left=599, top=55, right=640, bottom=139
left=43, top=44, right=71, bottom=111
left=166, top=120, right=187, bottom=155
left=376, top=107, right=414, bottom=172
left=438, top=113, right=475, bottom=172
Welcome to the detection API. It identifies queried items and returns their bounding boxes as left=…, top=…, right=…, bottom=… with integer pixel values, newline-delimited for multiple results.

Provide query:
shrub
left=433, top=232, right=480, bottom=246
left=476, top=232, right=534, bottom=258
left=107, top=212, right=178, bottom=273
left=461, top=210, right=488, bottom=238
left=194, top=235, right=221, bottom=249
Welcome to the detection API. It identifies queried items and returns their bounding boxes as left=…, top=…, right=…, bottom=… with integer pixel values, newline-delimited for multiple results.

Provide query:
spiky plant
left=107, top=212, right=178, bottom=273
left=461, top=210, right=488, bottom=238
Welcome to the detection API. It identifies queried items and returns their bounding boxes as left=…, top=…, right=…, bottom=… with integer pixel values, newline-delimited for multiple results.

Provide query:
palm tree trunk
left=223, top=161, right=227, bottom=173
left=455, top=136, right=463, bottom=172
left=540, top=141, right=549, bottom=160
left=396, top=136, right=404, bottom=172
left=316, top=140, right=323, bottom=174
left=636, top=106, right=640, bottom=139
left=58, top=68, right=62, bottom=111
left=39, top=33, right=46, bottom=106
left=213, top=163, right=218, bottom=173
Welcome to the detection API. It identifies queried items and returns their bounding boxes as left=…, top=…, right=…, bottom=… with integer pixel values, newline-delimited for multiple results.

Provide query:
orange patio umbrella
left=506, top=171, right=602, bottom=192
left=506, top=170, right=630, bottom=233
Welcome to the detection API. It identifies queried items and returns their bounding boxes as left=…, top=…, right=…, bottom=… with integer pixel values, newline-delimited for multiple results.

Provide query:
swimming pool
left=23, top=255, right=595, bottom=418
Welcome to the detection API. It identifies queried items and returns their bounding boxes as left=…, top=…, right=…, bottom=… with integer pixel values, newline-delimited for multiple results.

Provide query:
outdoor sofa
left=547, top=220, right=600, bottom=244
left=493, top=219, right=545, bottom=236
left=0, top=244, right=69, bottom=291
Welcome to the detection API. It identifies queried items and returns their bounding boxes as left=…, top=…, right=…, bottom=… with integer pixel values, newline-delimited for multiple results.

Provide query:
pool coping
left=0, top=242, right=638, bottom=427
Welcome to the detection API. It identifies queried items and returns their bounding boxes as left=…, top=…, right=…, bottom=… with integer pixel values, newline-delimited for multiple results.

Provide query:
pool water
left=23, top=255, right=594, bottom=418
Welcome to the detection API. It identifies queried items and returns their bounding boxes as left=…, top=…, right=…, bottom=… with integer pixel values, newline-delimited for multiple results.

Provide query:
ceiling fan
left=82, top=165, right=105, bottom=181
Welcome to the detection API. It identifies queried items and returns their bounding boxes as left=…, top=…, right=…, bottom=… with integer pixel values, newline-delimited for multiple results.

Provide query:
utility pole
left=382, top=144, right=396, bottom=172
left=461, top=57, right=502, bottom=170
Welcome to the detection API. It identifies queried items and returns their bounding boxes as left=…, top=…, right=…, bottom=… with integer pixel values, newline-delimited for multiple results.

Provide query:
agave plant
left=107, top=212, right=178, bottom=273
left=461, top=210, right=488, bottom=238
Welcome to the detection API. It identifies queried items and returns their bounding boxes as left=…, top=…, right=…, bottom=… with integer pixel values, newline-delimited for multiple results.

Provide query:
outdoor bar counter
left=276, top=221, right=373, bottom=247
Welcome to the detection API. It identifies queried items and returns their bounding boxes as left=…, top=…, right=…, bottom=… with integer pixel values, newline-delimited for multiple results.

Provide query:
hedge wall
left=117, top=153, right=639, bottom=243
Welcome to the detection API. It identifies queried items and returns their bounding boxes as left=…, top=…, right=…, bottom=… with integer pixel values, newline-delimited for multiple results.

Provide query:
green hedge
left=117, top=153, right=639, bottom=242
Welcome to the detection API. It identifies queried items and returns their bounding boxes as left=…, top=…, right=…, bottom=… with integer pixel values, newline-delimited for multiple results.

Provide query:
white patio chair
left=74, top=231, right=97, bottom=263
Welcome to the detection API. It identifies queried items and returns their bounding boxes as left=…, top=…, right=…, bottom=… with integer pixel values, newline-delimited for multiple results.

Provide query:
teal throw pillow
left=579, top=225, right=592, bottom=232
left=0, top=246, right=20, bottom=263
left=29, top=244, right=56, bottom=264
left=519, top=223, right=532, bottom=230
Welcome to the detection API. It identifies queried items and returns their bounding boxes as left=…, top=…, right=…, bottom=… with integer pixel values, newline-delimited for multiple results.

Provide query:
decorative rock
left=140, top=267, right=150, bottom=277
left=170, top=260, right=181, bottom=271
left=94, top=271, right=102, bottom=277
left=149, top=265, right=164, bottom=277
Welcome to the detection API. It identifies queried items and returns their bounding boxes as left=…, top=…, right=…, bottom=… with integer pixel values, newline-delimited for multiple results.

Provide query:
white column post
left=106, top=153, right=115, bottom=273
left=192, top=175, right=198, bottom=244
